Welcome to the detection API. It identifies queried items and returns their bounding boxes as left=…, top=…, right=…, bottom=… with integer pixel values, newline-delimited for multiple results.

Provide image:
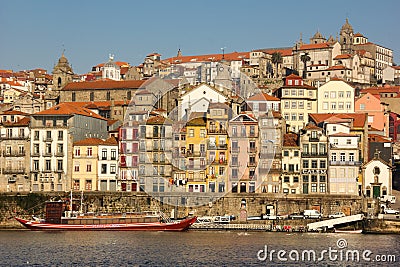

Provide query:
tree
left=271, top=52, right=283, bottom=79
left=300, top=52, right=311, bottom=79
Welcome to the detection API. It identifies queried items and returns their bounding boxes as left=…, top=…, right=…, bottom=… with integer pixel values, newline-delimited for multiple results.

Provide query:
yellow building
left=185, top=115, right=208, bottom=192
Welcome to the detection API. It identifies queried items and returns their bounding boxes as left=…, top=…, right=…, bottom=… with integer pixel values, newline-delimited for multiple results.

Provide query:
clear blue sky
left=1, top=0, right=399, bottom=74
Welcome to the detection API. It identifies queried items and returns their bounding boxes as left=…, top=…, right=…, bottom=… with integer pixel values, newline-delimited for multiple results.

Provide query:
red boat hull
left=15, top=217, right=197, bottom=231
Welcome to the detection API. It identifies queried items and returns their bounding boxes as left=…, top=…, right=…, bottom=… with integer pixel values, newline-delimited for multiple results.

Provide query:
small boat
left=334, top=228, right=363, bottom=234
left=15, top=201, right=196, bottom=231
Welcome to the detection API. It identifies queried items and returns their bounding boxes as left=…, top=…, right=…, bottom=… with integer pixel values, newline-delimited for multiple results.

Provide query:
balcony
left=207, top=143, right=228, bottom=150
left=208, top=129, right=227, bottom=134
left=186, top=151, right=206, bottom=157
left=230, top=147, right=240, bottom=153
left=247, top=161, right=257, bottom=167
left=309, top=137, right=320, bottom=142
left=210, top=159, right=228, bottom=165
left=2, top=168, right=26, bottom=174
left=43, top=137, right=53, bottom=142
left=31, top=152, right=40, bottom=157
left=2, top=151, right=25, bottom=157
left=329, top=161, right=362, bottom=166
left=54, top=152, right=64, bottom=157
left=1, top=135, right=27, bottom=140
left=301, top=152, right=327, bottom=157
left=248, top=147, right=257, bottom=153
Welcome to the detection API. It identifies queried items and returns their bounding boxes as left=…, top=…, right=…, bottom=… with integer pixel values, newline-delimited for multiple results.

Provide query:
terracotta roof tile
left=73, top=137, right=118, bottom=146
left=165, top=51, right=250, bottom=64
left=283, top=133, right=299, bottom=147
left=34, top=102, right=107, bottom=120
left=369, top=134, right=391, bottom=143
left=62, top=80, right=145, bottom=91
left=309, top=113, right=367, bottom=128
left=334, top=54, right=352, bottom=59
left=299, top=43, right=331, bottom=50
left=247, top=92, right=280, bottom=101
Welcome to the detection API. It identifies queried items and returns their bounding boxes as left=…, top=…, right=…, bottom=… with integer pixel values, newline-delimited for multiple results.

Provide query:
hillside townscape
left=1, top=19, right=400, bottom=221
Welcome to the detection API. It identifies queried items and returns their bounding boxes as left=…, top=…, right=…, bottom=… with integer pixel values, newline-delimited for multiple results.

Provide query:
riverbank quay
left=1, top=191, right=396, bottom=233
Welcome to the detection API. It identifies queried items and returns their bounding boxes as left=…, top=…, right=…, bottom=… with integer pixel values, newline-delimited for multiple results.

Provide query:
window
left=87, top=147, right=92, bottom=157
left=320, top=175, right=326, bottom=182
left=346, top=91, right=351, bottom=98
left=322, top=102, right=328, bottom=110
left=324, top=92, right=329, bottom=99
left=320, top=160, right=326, bottom=168
left=33, top=160, right=39, bottom=171
left=298, top=101, right=304, bottom=109
left=45, top=160, right=51, bottom=171
left=34, top=131, right=39, bottom=141
left=298, top=113, right=304, bottom=121
left=293, top=176, right=299, bottom=183
left=291, top=101, right=297, bottom=109
left=101, top=164, right=107, bottom=174
left=311, top=160, right=318, bottom=168
left=284, top=101, right=289, bottom=109
left=338, top=102, right=344, bottom=110
left=303, top=160, right=309, bottom=168
left=294, top=151, right=299, bottom=157
left=311, top=175, right=317, bottom=182
left=346, top=102, right=351, bottom=110
left=320, top=183, right=326, bottom=193
left=102, top=149, right=107, bottom=160
left=303, top=175, right=309, bottom=182
left=58, top=131, right=63, bottom=141
left=330, top=91, right=336, bottom=98
left=110, top=164, right=116, bottom=174
left=340, top=153, right=346, bottom=161
left=349, top=153, right=354, bottom=162
left=72, top=92, right=76, bottom=102
left=86, top=163, right=92, bottom=172
left=291, top=113, right=297, bottom=121
left=106, top=91, right=111, bottom=100
left=311, top=183, right=317, bottom=192
left=189, top=129, right=194, bottom=137
left=331, top=102, right=336, bottom=110
left=111, top=149, right=117, bottom=160
left=74, top=163, right=80, bottom=172
left=90, top=92, right=94, bottom=101
left=284, top=176, right=290, bottom=183
left=331, top=153, right=337, bottom=161
left=283, top=150, right=289, bottom=157
left=75, top=148, right=81, bottom=157
left=338, top=91, right=344, bottom=98
left=359, top=103, right=365, bottom=110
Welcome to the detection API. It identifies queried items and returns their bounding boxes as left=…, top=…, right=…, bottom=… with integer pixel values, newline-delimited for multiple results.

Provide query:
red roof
left=329, top=132, right=357, bottom=137
left=164, top=51, right=250, bottom=64
left=326, top=65, right=348, bottom=71
left=334, top=54, right=352, bottom=59
left=247, top=92, right=279, bottom=101
left=74, top=136, right=118, bottom=146
left=309, top=113, right=367, bottom=128
left=299, top=43, right=331, bottom=50
left=283, top=133, right=299, bottom=147
left=34, top=102, right=107, bottom=120
left=62, top=80, right=145, bottom=91
left=369, top=134, right=391, bottom=143
left=0, top=110, right=29, bottom=115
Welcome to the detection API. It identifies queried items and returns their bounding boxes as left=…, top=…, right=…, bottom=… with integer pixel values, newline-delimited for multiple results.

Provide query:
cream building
left=274, top=74, right=317, bottom=133
left=317, top=79, right=355, bottom=113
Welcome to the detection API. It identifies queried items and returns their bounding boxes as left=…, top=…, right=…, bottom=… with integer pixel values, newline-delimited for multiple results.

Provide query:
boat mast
left=80, top=190, right=83, bottom=214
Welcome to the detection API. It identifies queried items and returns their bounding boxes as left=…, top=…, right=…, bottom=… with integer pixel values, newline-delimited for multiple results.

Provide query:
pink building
left=355, top=92, right=389, bottom=136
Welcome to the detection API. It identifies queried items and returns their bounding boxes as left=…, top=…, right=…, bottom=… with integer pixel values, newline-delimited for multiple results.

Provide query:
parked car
left=304, top=209, right=322, bottom=219
left=289, top=212, right=305, bottom=219
left=328, top=212, right=346, bottom=219
left=384, top=208, right=400, bottom=215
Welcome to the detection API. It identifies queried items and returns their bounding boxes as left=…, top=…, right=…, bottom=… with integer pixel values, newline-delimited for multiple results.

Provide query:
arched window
left=90, top=92, right=94, bottom=101
left=127, top=91, right=131, bottom=100
left=58, top=77, right=62, bottom=88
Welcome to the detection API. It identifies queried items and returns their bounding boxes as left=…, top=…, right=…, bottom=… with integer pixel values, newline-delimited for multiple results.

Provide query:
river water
left=0, top=230, right=398, bottom=266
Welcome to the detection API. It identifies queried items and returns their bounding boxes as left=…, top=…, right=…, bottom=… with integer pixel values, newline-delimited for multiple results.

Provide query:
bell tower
left=52, top=52, right=74, bottom=91
left=340, top=18, right=354, bottom=54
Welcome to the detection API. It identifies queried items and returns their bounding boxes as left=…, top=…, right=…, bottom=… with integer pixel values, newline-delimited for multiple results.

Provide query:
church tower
left=340, top=18, right=354, bottom=54
left=52, top=52, right=74, bottom=91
